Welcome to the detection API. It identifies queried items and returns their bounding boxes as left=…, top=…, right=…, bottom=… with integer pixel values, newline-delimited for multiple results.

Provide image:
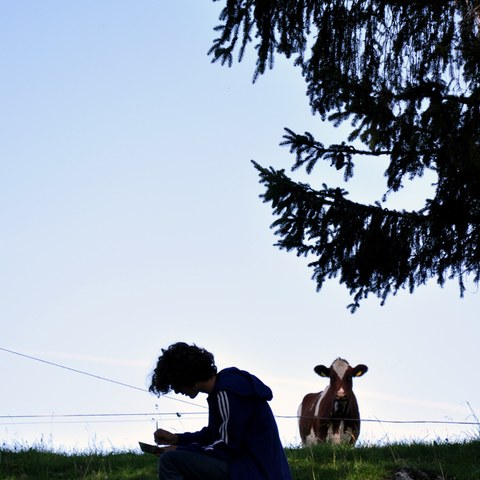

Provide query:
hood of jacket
left=213, top=366, right=273, bottom=401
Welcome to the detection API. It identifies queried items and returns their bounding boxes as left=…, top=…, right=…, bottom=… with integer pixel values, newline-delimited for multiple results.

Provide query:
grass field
left=1, top=439, right=479, bottom=479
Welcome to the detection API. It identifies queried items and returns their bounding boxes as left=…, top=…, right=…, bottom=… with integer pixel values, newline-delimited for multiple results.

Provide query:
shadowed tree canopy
left=208, top=0, right=480, bottom=311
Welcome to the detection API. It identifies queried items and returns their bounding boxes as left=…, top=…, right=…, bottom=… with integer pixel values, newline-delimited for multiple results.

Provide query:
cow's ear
left=314, top=365, right=330, bottom=377
left=352, top=364, right=368, bottom=377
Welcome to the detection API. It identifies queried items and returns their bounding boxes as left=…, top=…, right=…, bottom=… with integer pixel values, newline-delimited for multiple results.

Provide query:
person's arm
left=155, top=426, right=214, bottom=448
left=182, top=390, right=253, bottom=461
left=154, top=428, right=178, bottom=445
left=176, top=426, right=212, bottom=446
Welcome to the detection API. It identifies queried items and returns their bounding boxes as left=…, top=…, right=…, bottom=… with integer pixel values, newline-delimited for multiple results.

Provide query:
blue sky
left=1, top=1, right=479, bottom=452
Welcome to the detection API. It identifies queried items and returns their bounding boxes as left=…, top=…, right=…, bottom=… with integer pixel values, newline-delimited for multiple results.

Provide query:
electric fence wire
left=1, top=346, right=478, bottom=429
left=0, top=345, right=206, bottom=409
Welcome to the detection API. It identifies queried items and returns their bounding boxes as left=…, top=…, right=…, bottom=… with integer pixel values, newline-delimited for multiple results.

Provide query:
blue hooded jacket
left=176, top=367, right=292, bottom=480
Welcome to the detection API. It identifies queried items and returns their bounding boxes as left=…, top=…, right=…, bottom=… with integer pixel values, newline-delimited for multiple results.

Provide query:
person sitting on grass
left=149, top=341, right=292, bottom=480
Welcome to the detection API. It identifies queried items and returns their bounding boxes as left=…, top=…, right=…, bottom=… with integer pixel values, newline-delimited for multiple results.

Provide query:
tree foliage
left=208, top=0, right=480, bottom=311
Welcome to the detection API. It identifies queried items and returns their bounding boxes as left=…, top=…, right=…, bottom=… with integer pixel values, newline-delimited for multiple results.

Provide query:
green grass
left=0, top=448, right=156, bottom=480
left=1, top=440, right=479, bottom=479
left=287, top=440, right=480, bottom=479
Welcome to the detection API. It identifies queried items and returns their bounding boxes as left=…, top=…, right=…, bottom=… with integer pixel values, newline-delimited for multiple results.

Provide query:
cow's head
left=314, top=358, right=368, bottom=416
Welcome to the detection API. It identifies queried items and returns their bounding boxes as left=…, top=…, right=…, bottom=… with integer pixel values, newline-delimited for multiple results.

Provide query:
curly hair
left=149, top=342, right=217, bottom=395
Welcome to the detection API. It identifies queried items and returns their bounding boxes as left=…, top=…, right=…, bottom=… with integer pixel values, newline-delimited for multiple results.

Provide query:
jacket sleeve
left=179, top=389, right=255, bottom=461
left=176, top=426, right=212, bottom=447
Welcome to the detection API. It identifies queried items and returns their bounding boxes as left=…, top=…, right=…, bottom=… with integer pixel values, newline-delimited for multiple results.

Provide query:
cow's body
left=298, top=358, right=368, bottom=445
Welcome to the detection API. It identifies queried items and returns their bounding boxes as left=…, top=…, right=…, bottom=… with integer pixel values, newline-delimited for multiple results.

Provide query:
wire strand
left=0, top=346, right=206, bottom=409
left=0, top=346, right=146, bottom=392
left=1, top=413, right=478, bottom=427
left=1, top=347, right=478, bottom=430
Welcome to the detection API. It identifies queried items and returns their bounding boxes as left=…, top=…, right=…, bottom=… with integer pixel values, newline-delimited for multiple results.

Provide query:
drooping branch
left=253, top=160, right=479, bottom=312
left=209, top=1, right=480, bottom=309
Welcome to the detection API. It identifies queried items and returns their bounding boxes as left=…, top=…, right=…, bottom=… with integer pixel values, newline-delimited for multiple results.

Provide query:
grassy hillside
left=287, top=440, right=480, bottom=479
left=1, top=440, right=479, bottom=479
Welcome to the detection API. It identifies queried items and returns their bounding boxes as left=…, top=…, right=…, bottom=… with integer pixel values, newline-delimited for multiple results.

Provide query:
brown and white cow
left=298, top=358, right=368, bottom=446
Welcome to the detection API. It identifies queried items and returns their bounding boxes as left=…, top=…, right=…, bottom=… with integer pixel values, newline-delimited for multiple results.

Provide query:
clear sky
left=1, top=1, right=479, bottom=453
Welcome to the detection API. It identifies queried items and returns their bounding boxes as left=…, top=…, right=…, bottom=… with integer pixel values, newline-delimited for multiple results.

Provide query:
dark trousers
left=158, top=449, right=230, bottom=480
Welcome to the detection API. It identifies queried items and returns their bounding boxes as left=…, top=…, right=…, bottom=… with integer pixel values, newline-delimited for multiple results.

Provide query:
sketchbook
left=138, top=441, right=165, bottom=455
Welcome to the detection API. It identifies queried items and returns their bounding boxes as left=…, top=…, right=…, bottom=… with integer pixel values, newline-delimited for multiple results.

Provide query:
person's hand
left=155, top=445, right=176, bottom=456
left=154, top=428, right=178, bottom=446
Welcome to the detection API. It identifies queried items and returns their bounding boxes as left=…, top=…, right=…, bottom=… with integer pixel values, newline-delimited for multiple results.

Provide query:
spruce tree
left=208, top=1, right=480, bottom=311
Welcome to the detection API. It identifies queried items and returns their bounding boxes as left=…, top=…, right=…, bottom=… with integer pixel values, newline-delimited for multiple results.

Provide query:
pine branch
left=210, top=1, right=480, bottom=309
left=252, top=160, right=479, bottom=312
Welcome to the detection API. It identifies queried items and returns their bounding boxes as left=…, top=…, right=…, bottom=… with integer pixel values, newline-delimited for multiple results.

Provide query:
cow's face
left=314, top=358, right=368, bottom=413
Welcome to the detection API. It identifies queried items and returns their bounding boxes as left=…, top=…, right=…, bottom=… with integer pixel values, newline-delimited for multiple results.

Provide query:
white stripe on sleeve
left=217, top=390, right=230, bottom=444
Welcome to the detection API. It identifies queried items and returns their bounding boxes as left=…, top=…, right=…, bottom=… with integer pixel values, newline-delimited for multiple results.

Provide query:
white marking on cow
left=332, top=359, right=349, bottom=379
left=305, top=427, right=318, bottom=445
left=315, top=387, right=329, bottom=416
left=327, top=420, right=351, bottom=444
